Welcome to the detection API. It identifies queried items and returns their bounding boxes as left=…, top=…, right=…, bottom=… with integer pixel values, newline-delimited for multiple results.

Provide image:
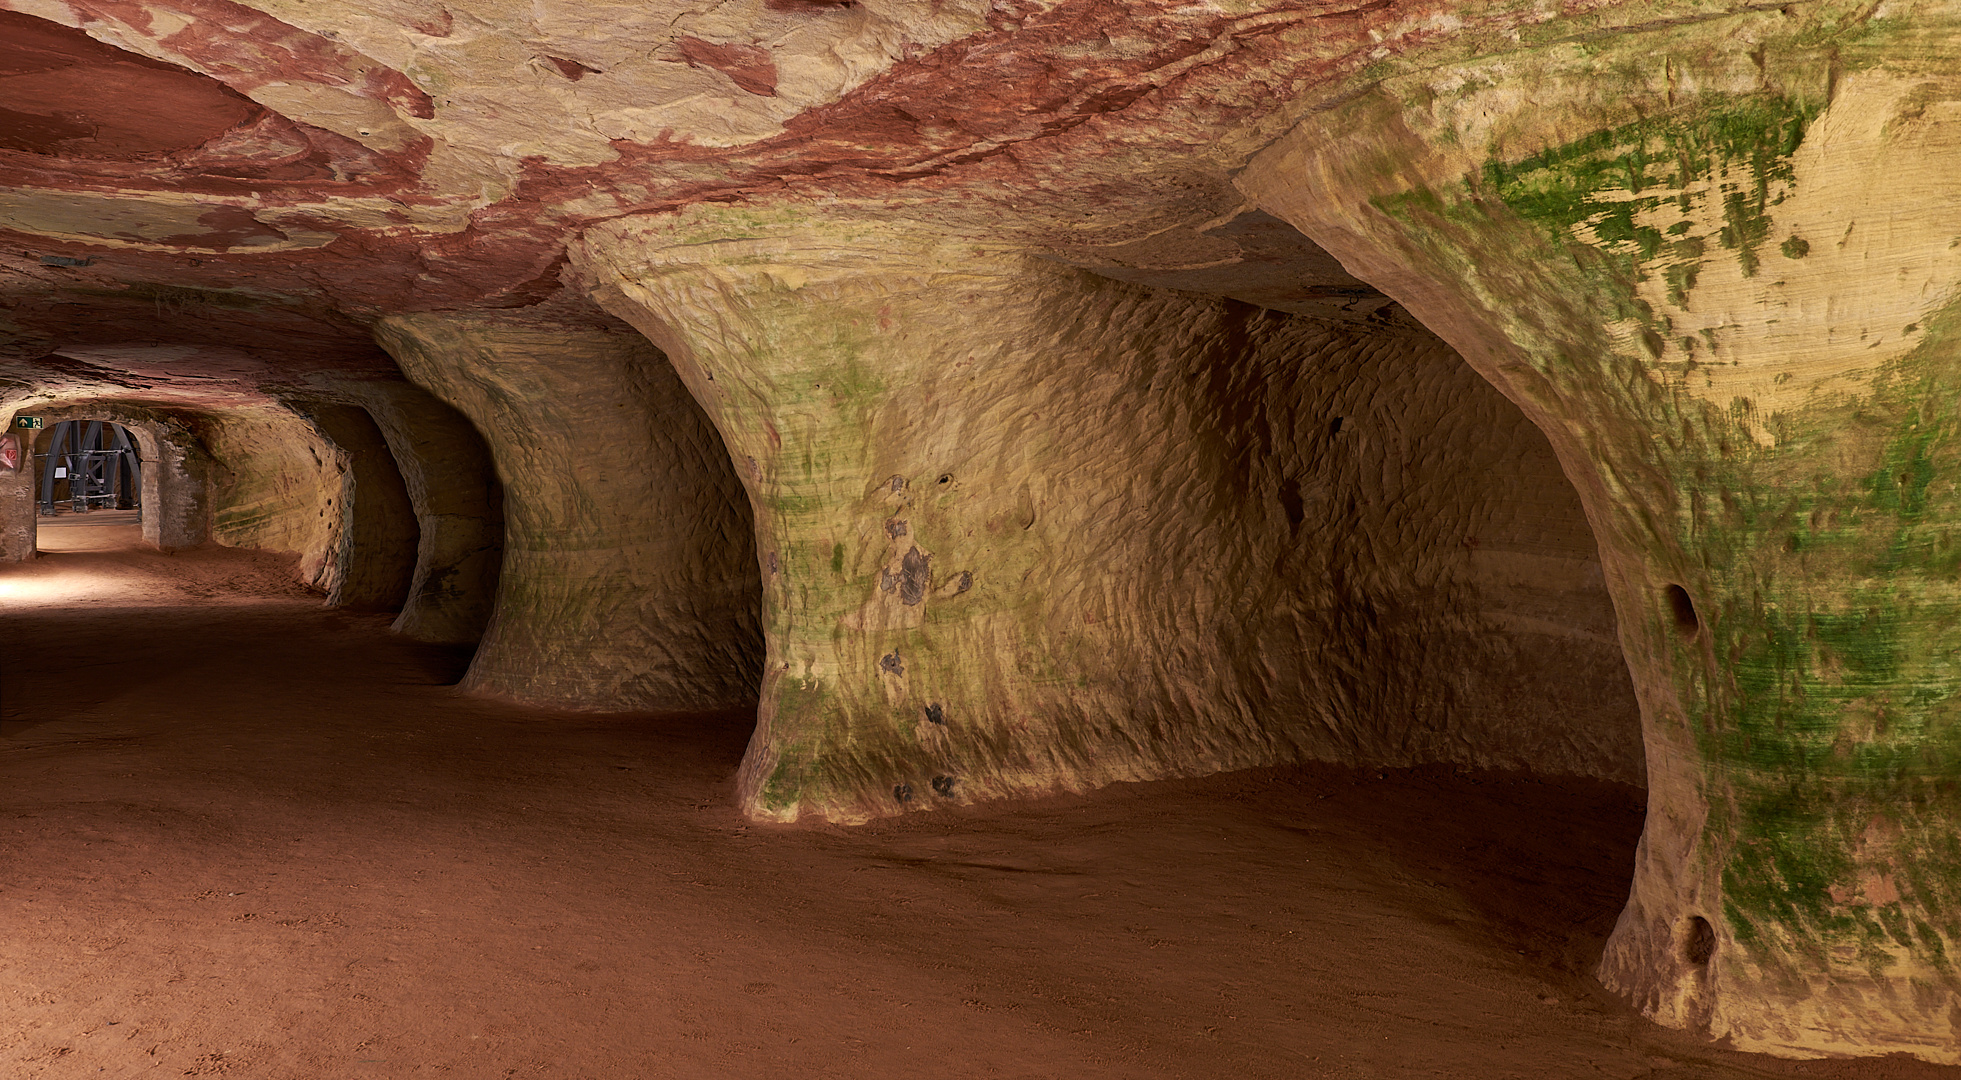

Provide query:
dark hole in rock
left=1278, top=477, right=1305, bottom=526
left=879, top=651, right=904, bottom=676
left=924, top=702, right=944, bottom=724
left=885, top=518, right=907, bottom=539
left=930, top=775, right=954, bottom=796
left=892, top=783, right=912, bottom=802
left=937, top=473, right=952, bottom=485
left=1683, top=916, right=1716, bottom=965
left=1665, top=583, right=1700, bottom=635
left=1329, top=417, right=1344, bottom=437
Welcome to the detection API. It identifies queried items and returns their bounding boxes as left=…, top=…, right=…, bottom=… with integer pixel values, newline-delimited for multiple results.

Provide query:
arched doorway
left=37, top=420, right=142, bottom=518
left=34, top=420, right=145, bottom=553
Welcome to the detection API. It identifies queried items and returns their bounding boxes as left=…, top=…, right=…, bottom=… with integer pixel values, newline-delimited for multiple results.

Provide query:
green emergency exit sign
left=14, top=416, right=41, bottom=430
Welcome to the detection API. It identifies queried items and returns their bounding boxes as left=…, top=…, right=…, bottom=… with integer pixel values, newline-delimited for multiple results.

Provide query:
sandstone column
left=573, top=212, right=1427, bottom=823
left=135, top=421, right=213, bottom=553
left=200, top=406, right=345, bottom=590
left=297, top=402, right=420, bottom=612
left=1240, top=5, right=1961, bottom=1060
left=373, top=314, right=762, bottom=711
left=332, top=380, right=503, bottom=643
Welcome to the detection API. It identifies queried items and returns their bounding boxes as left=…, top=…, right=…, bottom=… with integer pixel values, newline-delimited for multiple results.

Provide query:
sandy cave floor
left=1, top=527, right=1958, bottom=1079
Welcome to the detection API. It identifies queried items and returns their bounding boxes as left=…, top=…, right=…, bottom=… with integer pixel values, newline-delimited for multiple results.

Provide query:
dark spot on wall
left=1278, top=477, right=1305, bottom=526
left=955, top=570, right=972, bottom=594
left=1329, top=417, right=1344, bottom=437
left=899, top=547, right=931, bottom=606
left=880, top=651, right=904, bottom=676
left=924, top=702, right=944, bottom=725
left=892, top=782, right=912, bottom=802
left=931, top=775, right=955, bottom=796
left=885, top=519, right=908, bottom=539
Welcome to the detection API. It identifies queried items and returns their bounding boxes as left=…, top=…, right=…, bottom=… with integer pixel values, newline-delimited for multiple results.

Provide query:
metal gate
left=38, top=421, right=142, bottom=515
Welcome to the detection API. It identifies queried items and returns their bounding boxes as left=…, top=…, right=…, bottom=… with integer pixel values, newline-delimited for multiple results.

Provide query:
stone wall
left=199, top=406, right=347, bottom=591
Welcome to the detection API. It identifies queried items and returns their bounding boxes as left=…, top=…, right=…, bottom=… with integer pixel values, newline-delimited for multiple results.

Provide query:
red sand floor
left=1, top=528, right=1955, bottom=1078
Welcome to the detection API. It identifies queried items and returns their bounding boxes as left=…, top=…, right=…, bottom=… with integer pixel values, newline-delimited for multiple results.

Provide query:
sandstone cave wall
left=296, top=401, right=420, bottom=612
left=577, top=214, right=1639, bottom=820
left=1217, top=308, right=1639, bottom=786
left=1231, top=5, right=1961, bottom=1059
left=198, top=406, right=348, bottom=591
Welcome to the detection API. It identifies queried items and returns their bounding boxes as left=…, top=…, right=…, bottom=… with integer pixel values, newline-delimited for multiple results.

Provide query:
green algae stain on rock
left=1370, top=74, right=1961, bottom=984
left=1482, top=95, right=1818, bottom=289
left=1680, top=307, right=1961, bottom=975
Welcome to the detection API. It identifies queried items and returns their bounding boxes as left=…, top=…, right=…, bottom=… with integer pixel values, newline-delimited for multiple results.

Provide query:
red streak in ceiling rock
left=54, top=0, right=436, bottom=118
left=155, top=205, right=288, bottom=250
left=167, top=111, right=334, bottom=182
left=676, top=38, right=777, bottom=96
left=5, top=0, right=1450, bottom=334
left=0, top=108, right=95, bottom=155
left=0, top=11, right=257, bottom=157
left=0, top=10, right=418, bottom=191
left=543, top=56, right=599, bottom=81
left=503, top=0, right=1357, bottom=211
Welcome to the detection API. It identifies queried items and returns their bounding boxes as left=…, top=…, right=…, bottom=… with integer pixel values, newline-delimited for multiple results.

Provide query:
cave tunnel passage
left=0, top=315, right=1870, bottom=1080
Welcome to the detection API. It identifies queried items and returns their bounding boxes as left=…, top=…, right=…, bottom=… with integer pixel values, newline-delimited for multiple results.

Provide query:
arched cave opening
left=30, top=419, right=145, bottom=558
left=34, top=419, right=142, bottom=522
left=1199, top=299, right=1646, bottom=791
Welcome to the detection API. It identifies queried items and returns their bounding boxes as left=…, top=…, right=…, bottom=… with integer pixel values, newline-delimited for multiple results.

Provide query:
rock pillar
left=338, top=380, right=504, bottom=645
left=373, top=314, right=762, bottom=711
left=573, top=210, right=1637, bottom=823
left=137, top=421, right=213, bottom=553
left=298, top=402, right=420, bottom=613
left=1239, top=6, right=1961, bottom=1060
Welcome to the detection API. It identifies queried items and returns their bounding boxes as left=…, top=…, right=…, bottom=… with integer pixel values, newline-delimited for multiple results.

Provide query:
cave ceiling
left=0, top=0, right=1630, bottom=397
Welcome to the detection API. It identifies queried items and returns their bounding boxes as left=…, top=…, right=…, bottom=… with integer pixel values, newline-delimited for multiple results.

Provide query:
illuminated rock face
left=576, top=211, right=1634, bottom=820
left=1240, top=4, right=1961, bottom=1059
